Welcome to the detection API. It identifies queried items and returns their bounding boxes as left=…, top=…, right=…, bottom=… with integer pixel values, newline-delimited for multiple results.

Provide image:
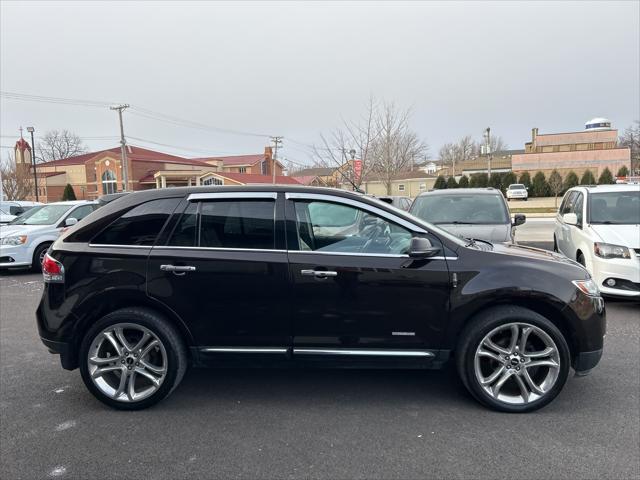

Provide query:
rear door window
left=199, top=200, right=275, bottom=249
left=92, top=198, right=180, bottom=246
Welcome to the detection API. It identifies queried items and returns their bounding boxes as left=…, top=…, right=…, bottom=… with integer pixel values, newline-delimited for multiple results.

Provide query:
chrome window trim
left=188, top=192, right=278, bottom=201
left=88, top=244, right=152, bottom=249
left=284, top=192, right=427, bottom=234
left=293, top=348, right=435, bottom=358
left=201, top=347, right=288, bottom=354
left=153, top=245, right=286, bottom=253
left=289, top=250, right=457, bottom=260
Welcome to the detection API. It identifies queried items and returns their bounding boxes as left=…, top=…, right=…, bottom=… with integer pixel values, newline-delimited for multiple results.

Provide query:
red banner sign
left=353, top=159, right=362, bottom=183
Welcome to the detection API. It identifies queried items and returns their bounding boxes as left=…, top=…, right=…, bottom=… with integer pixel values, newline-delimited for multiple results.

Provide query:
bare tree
left=36, top=129, right=87, bottom=163
left=439, top=134, right=508, bottom=166
left=0, top=153, right=32, bottom=200
left=619, top=121, right=640, bottom=175
left=370, top=102, right=427, bottom=195
left=548, top=170, right=563, bottom=207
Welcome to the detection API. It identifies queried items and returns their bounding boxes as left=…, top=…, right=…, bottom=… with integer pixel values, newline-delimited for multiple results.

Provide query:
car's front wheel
left=79, top=308, right=187, bottom=410
left=457, top=306, right=570, bottom=412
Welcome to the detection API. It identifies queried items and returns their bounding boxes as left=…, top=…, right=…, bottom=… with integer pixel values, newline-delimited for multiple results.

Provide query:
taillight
left=42, top=253, right=64, bottom=283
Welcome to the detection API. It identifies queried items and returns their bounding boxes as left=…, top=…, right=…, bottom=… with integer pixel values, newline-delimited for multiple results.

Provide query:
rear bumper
left=574, top=348, right=603, bottom=375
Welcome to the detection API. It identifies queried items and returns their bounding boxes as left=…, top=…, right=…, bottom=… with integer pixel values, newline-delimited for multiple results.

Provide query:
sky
left=1, top=0, right=639, bottom=168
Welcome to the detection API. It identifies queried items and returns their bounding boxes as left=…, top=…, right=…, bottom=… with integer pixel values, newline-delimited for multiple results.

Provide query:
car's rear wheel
left=79, top=308, right=187, bottom=410
left=457, top=306, right=570, bottom=413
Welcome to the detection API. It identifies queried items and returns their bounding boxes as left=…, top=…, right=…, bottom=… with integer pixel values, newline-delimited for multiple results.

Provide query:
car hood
left=490, top=242, right=582, bottom=267
left=0, top=224, right=56, bottom=238
left=437, top=223, right=511, bottom=243
left=589, top=224, right=640, bottom=248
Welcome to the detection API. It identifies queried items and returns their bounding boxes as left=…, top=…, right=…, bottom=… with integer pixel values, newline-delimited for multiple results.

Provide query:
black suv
left=37, top=186, right=605, bottom=412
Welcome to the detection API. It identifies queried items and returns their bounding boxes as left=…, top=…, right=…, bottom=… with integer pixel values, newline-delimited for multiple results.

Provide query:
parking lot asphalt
left=1, top=271, right=638, bottom=480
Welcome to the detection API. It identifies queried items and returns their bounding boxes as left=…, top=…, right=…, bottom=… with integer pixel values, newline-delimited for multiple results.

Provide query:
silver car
left=409, top=188, right=525, bottom=243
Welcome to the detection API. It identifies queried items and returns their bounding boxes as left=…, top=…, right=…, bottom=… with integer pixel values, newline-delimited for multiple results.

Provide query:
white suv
left=0, top=201, right=98, bottom=271
left=553, top=184, right=640, bottom=298
left=506, top=184, right=528, bottom=201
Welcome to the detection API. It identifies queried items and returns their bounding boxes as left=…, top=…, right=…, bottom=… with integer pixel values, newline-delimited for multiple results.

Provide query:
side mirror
left=64, top=217, right=78, bottom=227
left=563, top=213, right=578, bottom=226
left=408, top=237, right=440, bottom=258
left=512, top=214, right=526, bottom=227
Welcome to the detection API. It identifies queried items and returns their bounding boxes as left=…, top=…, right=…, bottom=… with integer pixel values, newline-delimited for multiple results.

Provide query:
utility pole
left=449, top=147, right=455, bottom=180
left=271, top=136, right=283, bottom=184
left=110, top=104, right=130, bottom=191
left=484, top=127, right=492, bottom=179
left=26, top=127, right=39, bottom=202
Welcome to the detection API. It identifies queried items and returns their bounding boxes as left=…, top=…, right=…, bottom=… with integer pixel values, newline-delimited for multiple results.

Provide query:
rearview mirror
left=408, top=237, right=440, bottom=258
left=512, top=214, right=526, bottom=226
left=563, top=213, right=578, bottom=226
left=64, top=217, right=78, bottom=227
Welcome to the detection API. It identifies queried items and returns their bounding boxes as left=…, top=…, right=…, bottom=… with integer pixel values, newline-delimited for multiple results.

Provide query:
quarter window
left=293, top=200, right=412, bottom=255
left=560, top=191, right=577, bottom=215
left=92, top=198, right=180, bottom=246
left=67, top=205, right=95, bottom=223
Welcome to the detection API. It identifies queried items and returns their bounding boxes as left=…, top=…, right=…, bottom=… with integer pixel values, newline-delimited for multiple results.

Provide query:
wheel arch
left=68, top=290, right=195, bottom=369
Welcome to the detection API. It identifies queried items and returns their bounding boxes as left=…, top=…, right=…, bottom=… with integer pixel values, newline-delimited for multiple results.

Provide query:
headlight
left=0, top=235, right=27, bottom=246
left=572, top=279, right=600, bottom=297
left=594, top=242, right=631, bottom=259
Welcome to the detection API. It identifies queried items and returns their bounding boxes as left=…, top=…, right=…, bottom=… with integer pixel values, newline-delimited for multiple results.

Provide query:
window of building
left=239, top=167, right=247, bottom=173
left=92, top=198, right=180, bottom=246
left=102, top=170, right=117, bottom=194
left=261, top=160, right=268, bottom=175
left=398, top=184, right=406, bottom=191
left=293, top=200, right=412, bottom=255
left=419, top=183, right=426, bottom=191
left=202, top=176, right=223, bottom=186
left=199, top=200, right=275, bottom=249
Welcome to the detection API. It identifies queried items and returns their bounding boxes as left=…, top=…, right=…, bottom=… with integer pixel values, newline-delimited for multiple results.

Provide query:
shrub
left=617, top=166, right=629, bottom=178
left=433, top=175, right=447, bottom=189
left=563, top=171, right=579, bottom=192
left=61, top=183, right=77, bottom=201
left=598, top=168, right=614, bottom=185
left=469, top=173, right=488, bottom=188
left=518, top=171, right=531, bottom=190
left=531, top=171, right=550, bottom=197
left=457, top=175, right=469, bottom=188
left=580, top=170, right=596, bottom=185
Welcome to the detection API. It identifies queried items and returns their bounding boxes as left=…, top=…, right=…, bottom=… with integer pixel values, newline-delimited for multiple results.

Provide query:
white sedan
left=554, top=184, right=640, bottom=298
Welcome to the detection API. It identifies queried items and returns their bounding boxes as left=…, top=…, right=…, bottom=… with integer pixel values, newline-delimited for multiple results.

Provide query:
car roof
left=45, top=200, right=98, bottom=206
left=569, top=184, right=640, bottom=194
left=416, top=188, right=502, bottom=197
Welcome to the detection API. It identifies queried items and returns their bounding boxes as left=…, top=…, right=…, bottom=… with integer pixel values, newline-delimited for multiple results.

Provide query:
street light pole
left=26, top=127, right=39, bottom=202
left=484, top=127, right=492, bottom=179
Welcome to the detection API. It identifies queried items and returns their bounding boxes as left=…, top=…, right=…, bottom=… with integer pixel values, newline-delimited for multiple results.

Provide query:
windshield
left=589, top=190, right=640, bottom=224
left=509, top=184, right=525, bottom=190
left=9, top=204, right=71, bottom=226
left=410, top=194, right=509, bottom=225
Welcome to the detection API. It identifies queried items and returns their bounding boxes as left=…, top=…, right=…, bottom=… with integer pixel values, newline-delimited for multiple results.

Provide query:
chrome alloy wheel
left=87, top=323, right=167, bottom=403
left=474, top=322, right=560, bottom=405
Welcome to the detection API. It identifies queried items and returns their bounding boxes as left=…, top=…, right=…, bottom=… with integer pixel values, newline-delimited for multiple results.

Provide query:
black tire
left=524, top=198, right=528, bottom=201
left=32, top=243, right=51, bottom=272
left=79, top=307, right=188, bottom=410
left=456, top=305, right=570, bottom=413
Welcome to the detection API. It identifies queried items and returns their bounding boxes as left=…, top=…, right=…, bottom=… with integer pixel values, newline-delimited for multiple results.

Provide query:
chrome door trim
left=88, top=244, right=152, bottom=249
left=284, top=192, right=427, bottom=234
left=188, top=192, right=278, bottom=201
left=152, top=245, right=287, bottom=253
left=289, top=250, right=457, bottom=260
left=293, top=348, right=435, bottom=357
left=201, top=347, right=288, bottom=354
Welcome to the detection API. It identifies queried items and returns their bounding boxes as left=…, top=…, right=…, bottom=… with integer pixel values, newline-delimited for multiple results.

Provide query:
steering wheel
left=361, top=221, right=391, bottom=252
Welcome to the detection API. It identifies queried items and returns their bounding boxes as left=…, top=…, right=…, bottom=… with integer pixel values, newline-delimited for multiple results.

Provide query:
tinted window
left=294, top=200, right=412, bottom=255
left=199, top=200, right=275, bottom=249
left=10, top=204, right=71, bottom=225
left=589, top=190, right=640, bottom=225
left=168, top=202, right=198, bottom=247
left=92, top=198, right=180, bottom=246
left=411, top=194, right=509, bottom=224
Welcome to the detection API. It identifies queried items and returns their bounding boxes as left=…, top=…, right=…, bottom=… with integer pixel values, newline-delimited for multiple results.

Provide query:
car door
left=146, top=192, right=290, bottom=353
left=557, top=191, right=577, bottom=254
left=285, top=192, right=451, bottom=361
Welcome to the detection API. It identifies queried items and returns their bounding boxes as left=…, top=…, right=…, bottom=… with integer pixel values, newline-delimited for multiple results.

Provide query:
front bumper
left=0, top=244, right=32, bottom=268
left=592, top=254, right=640, bottom=298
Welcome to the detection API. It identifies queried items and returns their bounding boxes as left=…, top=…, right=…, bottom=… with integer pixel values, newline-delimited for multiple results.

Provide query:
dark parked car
left=38, top=186, right=605, bottom=412
left=410, top=188, right=526, bottom=243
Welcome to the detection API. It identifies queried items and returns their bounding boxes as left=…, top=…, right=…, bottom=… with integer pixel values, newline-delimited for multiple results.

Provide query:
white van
left=0, top=201, right=42, bottom=224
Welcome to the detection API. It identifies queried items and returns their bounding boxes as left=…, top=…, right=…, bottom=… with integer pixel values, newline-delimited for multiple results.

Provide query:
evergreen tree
left=518, top=171, right=532, bottom=190
left=489, top=173, right=503, bottom=191
left=61, top=183, right=77, bottom=201
left=563, top=171, right=579, bottom=192
left=502, top=172, right=517, bottom=188
left=597, top=168, right=614, bottom=185
left=580, top=170, right=596, bottom=185
left=531, top=171, right=550, bottom=197
left=446, top=176, right=458, bottom=189
left=617, top=166, right=629, bottom=178
left=433, top=175, right=447, bottom=189
left=457, top=175, right=469, bottom=188
left=469, top=173, right=488, bottom=188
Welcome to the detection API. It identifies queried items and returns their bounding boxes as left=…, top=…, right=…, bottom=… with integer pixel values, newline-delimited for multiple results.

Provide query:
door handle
left=301, top=269, right=338, bottom=278
left=160, top=264, right=197, bottom=273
